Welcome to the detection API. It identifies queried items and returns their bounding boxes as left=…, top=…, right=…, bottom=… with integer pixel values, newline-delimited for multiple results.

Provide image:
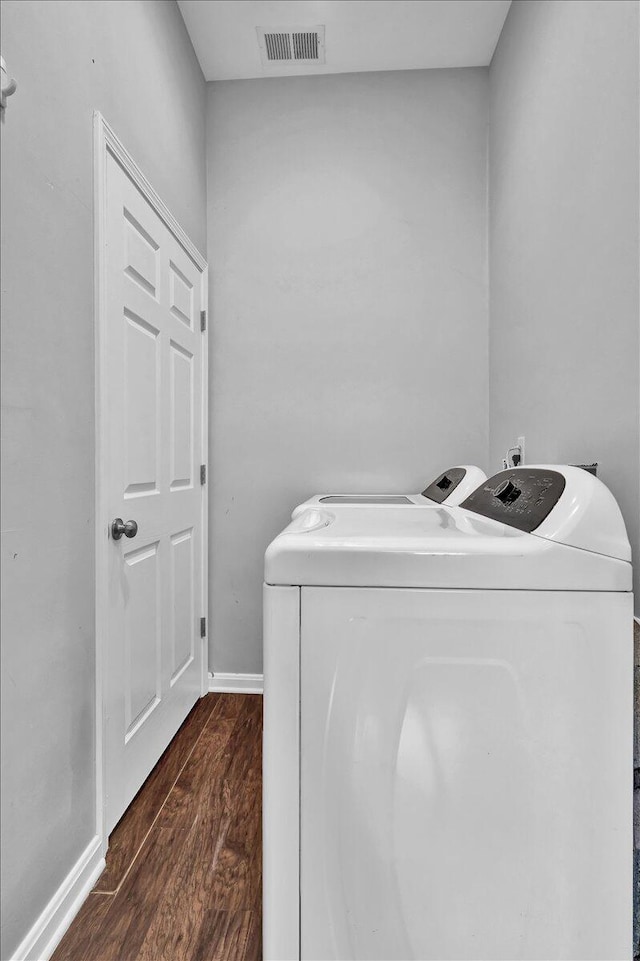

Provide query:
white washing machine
left=263, top=466, right=633, bottom=961
left=291, top=464, right=486, bottom=518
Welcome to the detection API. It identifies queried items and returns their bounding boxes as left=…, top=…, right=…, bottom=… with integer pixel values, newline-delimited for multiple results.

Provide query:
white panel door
left=103, top=151, right=206, bottom=833
left=300, top=587, right=632, bottom=961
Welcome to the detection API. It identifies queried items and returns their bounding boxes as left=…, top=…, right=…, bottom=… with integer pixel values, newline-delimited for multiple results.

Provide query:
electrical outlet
left=505, top=437, right=525, bottom=468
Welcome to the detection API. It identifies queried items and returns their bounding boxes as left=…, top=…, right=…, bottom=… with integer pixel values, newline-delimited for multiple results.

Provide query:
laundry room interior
left=1, top=1, right=639, bottom=960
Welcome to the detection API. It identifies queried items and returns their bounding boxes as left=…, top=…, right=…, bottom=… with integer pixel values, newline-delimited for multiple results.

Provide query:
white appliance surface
left=263, top=465, right=633, bottom=961
left=300, top=587, right=631, bottom=961
left=267, top=466, right=631, bottom=592
left=291, top=464, right=486, bottom=518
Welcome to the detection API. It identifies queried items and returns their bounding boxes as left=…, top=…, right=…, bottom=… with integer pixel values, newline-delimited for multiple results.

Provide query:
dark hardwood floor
left=52, top=693, right=262, bottom=961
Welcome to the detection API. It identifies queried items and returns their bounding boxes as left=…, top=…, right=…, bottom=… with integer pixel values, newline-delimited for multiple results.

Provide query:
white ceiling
left=177, top=0, right=512, bottom=82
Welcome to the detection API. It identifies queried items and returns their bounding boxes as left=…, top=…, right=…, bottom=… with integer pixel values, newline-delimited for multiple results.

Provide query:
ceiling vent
left=257, top=26, right=325, bottom=66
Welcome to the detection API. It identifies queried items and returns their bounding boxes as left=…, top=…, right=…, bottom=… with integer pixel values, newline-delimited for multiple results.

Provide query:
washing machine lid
left=265, top=466, right=631, bottom=591
left=290, top=465, right=487, bottom=519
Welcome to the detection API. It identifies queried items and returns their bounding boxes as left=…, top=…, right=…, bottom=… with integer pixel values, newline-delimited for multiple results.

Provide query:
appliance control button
left=493, top=479, right=522, bottom=504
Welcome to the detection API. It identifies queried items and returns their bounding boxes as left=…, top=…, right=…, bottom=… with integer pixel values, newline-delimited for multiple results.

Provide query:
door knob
left=111, top=518, right=138, bottom=540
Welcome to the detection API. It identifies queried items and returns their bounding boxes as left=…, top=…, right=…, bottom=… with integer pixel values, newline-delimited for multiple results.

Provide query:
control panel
left=422, top=467, right=467, bottom=504
left=460, top=468, right=566, bottom=532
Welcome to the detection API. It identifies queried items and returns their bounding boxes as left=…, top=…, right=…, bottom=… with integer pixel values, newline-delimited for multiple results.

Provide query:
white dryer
left=263, top=466, right=633, bottom=961
left=290, top=464, right=486, bottom=518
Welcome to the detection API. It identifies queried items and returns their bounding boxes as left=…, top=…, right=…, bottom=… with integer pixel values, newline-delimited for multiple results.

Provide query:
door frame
left=93, top=112, right=209, bottom=853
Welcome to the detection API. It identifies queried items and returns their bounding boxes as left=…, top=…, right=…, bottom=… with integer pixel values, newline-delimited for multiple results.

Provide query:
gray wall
left=207, top=69, right=490, bottom=675
left=0, top=2, right=206, bottom=956
left=489, top=0, right=640, bottom=601
left=4, top=1, right=636, bottom=951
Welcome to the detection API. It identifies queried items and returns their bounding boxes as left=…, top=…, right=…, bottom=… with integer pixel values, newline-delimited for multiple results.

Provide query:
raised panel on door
left=170, top=527, right=195, bottom=682
left=123, top=540, right=161, bottom=738
left=169, top=259, right=194, bottom=330
left=169, top=340, right=193, bottom=491
left=123, top=309, right=160, bottom=498
left=123, top=207, right=160, bottom=300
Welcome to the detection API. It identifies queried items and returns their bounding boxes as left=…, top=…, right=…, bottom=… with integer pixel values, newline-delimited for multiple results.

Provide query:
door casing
left=93, top=112, right=208, bottom=852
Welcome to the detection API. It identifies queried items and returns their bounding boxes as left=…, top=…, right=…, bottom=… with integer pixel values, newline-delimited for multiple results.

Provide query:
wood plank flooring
left=52, top=693, right=262, bottom=961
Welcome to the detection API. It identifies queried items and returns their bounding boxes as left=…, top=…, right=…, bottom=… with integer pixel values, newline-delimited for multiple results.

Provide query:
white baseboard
left=10, top=835, right=104, bottom=961
left=208, top=671, right=263, bottom=694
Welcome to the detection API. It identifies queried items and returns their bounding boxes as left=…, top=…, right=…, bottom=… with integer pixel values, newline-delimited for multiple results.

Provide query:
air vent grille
left=257, top=26, right=325, bottom=66
left=292, top=32, right=318, bottom=61
left=264, top=32, right=292, bottom=62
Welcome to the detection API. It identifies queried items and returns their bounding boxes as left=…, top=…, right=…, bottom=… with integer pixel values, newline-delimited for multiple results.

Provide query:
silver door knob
left=111, top=518, right=138, bottom=540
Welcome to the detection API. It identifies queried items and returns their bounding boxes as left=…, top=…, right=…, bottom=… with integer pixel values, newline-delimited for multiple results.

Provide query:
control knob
left=493, top=479, right=521, bottom=504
